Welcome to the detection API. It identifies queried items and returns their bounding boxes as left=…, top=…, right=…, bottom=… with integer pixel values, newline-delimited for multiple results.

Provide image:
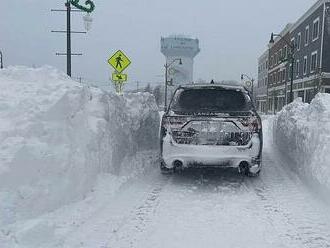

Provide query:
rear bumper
left=161, top=133, right=262, bottom=170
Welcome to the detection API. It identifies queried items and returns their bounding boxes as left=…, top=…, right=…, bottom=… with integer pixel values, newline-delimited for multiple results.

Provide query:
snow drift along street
left=272, top=94, right=330, bottom=192
left=0, top=66, right=160, bottom=229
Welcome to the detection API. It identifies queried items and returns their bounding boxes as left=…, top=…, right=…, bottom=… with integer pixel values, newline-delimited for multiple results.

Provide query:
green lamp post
left=65, top=0, right=95, bottom=77
left=70, top=0, right=95, bottom=13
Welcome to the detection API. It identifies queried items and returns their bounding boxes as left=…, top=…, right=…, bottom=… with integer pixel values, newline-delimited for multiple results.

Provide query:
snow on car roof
left=178, top=83, right=249, bottom=92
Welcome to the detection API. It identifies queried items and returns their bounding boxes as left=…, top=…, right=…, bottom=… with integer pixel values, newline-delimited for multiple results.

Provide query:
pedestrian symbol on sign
left=108, top=50, right=131, bottom=73
left=115, top=54, right=123, bottom=69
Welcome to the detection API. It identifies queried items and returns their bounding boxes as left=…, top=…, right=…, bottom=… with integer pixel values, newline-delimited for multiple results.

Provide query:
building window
left=296, top=60, right=300, bottom=78
left=270, top=74, right=273, bottom=85
left=270, top=56, right=273, bottom=67
left=274, top=72, right=277, bottom=83
left=312, top=17, right=320, bottom=41
left=305, top=25, right=309, bottom=46
left=289, top=63, right=293, bottom=80
left=282, top=68, right=286, bottom=82
left=303, top=56, right=308, bottom=75
left=275, top=52, right=278, bottom=65
left=297, top=33, right=301, bottom=50
left=283, top=46, right=287, bottom=59
left=311, top=51, right=318, bottom=72
left=278, top=71, right=281, bottom=83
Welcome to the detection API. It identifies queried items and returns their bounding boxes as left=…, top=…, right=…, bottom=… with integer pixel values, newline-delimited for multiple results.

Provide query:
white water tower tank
left=161, top=35, right=200, bottom=85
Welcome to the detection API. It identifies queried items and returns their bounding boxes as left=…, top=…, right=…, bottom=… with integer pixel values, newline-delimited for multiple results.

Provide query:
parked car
left=160, top=83, right=263, bottom=176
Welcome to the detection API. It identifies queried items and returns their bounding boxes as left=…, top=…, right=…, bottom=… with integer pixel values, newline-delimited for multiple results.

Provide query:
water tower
left=161, top=35, right=200, bottom=85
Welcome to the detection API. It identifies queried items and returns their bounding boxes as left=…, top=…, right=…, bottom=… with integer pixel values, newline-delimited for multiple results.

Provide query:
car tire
left=160, top=161, right=174, bottom=175
left=246, top=170, right=260, bottom=177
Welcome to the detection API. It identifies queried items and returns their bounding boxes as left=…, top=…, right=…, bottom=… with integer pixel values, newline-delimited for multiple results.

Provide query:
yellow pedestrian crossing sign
left=112, top=73, right=128, bottom=82
left=108, top=50, right=131, bottom=73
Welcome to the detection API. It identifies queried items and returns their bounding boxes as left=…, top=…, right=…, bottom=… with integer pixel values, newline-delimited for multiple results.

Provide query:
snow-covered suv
left=160, top=84, right=263, bottom=176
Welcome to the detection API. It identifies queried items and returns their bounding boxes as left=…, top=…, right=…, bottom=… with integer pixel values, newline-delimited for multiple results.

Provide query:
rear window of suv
left=169, top=88, right=252, bottom=114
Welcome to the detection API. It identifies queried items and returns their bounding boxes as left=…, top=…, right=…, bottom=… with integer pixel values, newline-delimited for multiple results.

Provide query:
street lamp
left=0, top=50, right=3, bottom=69
left=269, top=32, right=295, bottom=104
left=241, top=74, right=255, bottom=103
left=51, top=0, right=95, bottom=77
left=164, top=58, right=182, bottom=111
left=83, top=13, right=93, bottom=31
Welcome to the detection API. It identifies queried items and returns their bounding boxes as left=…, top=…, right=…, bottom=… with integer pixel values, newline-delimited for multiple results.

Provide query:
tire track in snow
left=105, top=174, right=171, bottom=248
left=246, top=153, right=330, bottom=248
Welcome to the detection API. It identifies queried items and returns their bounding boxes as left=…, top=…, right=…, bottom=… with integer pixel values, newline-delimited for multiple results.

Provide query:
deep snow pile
left=272, top=94, right=330, bottom=191
left=0, top=66, right=159, bottom=228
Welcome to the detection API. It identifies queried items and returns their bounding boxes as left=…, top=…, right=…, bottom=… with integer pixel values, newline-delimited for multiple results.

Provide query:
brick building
left=257, top=0, right=330, bottom=113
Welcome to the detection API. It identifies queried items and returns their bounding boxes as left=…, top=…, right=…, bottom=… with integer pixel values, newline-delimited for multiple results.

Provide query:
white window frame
left=303, top=56, right=308, bottom=75
left=297, top=32, right=301, bottom=51
left=291, top=38, right=295, bottom=51
left=310, top=51, right=318, bottom=73
left=312, top=17, right=320, bottom=42
left=296, top=60, right=300, bottom=78
left=305, top=25, right=309, bottom=46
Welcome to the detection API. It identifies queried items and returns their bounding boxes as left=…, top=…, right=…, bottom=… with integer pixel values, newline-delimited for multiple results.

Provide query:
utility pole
left=251, top=78, right=254, bottom=103
left=0, top=50, right=3, bottom=69
left=66, top=1, right=72, bottom=76
left=51, top=0, right=95, bottom=77
left=164, top=64, right=168, bottom=110
left=164, top=58, right=182, bottom=111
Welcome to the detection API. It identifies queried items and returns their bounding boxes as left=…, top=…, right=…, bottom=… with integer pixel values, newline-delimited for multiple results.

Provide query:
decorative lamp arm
left=70, top=0, right=95, bottom=13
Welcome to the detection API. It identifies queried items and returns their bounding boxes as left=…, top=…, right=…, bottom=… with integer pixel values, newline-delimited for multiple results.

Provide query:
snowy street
left=7, top=118, right=329, bottom=248
left=0, top=68, right=330, bottom=248
left=67, top=120, right=330, bottom=248
left=3, top=0, right=330, bottom=247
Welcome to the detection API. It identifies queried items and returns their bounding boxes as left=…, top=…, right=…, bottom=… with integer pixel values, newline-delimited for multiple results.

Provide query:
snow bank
left=272, top=94, right=330, bottom=191
left=0, top=66, right=159, bottom=228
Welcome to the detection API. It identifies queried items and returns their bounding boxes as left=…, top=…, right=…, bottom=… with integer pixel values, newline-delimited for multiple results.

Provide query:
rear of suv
left=160, top=84, right=263, bottom=176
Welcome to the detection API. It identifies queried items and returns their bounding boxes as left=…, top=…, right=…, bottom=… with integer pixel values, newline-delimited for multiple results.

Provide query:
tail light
left=240, top=117, right=261, bottom=133
left=161, top=116, right=189, bottom=137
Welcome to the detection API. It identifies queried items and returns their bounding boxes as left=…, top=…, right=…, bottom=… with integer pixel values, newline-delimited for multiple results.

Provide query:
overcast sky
left=1, top=0, right=316, bottom=86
